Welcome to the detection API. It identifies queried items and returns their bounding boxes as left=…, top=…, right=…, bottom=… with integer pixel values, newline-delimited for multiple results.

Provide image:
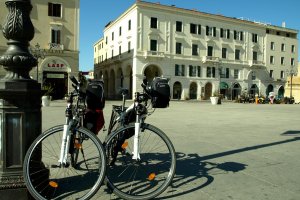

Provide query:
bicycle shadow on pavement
left=160, top=153, right=247, bottom=199
left=160, top=131, right=300, bottom=199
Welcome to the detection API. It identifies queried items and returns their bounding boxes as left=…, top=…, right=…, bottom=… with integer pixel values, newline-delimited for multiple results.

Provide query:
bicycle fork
left=58, top=124, right=72, bottom=166
left=132, top=122, right=141, bottom=160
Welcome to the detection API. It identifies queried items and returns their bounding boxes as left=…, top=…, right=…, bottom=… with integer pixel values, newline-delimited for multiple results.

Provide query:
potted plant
left=210, top=90, right=221, bottom=105
left=41, top=85, right=53, bottom=107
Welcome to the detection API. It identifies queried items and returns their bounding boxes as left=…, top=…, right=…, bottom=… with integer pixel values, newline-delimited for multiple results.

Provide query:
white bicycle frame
left=124, top=102, right=147, bottom=161
left=58, top=124, right=72, bottom=166
left=58, top=102, right=74, bottom=166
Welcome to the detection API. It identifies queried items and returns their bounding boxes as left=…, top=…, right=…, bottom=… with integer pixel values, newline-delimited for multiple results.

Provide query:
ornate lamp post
left=286, top=67, right=298, bottom=99
left=0, top=0, right=41, bottom=198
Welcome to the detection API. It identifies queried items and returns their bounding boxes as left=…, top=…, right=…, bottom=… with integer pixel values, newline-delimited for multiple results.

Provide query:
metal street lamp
left=286, top=67, right=298, bottom=99
left=30, top=43, right=45, bottom=82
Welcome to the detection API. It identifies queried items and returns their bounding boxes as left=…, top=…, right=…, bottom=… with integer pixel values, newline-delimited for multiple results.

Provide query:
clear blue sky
left=79, top=0, right=300, bottom=72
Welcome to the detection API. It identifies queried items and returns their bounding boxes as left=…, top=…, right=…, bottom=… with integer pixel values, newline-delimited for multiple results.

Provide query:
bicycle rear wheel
left=105, top=123, right=176, bottom=200
left=23, top=125, right=106, bottom=200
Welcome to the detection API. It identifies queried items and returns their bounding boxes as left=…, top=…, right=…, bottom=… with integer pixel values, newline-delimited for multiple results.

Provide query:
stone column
left=0, top=0, right=41, bottom=199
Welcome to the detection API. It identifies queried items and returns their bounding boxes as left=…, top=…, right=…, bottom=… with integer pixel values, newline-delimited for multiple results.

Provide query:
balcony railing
left=143, top=51, right=165, bottom=59
left=249, top=60, right=265, bottom=67
left=49, top=43, right=64, bottom=51
left=202, top=56, right=220, bottom=63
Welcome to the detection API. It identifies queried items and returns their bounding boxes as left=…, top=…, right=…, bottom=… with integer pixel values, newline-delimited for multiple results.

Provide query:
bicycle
left=104, top=77, right=176, bottom=200
left=23, top=76, right=106, bottom=200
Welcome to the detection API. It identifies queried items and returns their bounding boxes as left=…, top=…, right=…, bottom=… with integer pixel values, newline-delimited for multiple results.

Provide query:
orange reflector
left=49, top=181, right=58, bottom=188
left=148, top=173, right=156, bottom=181
left=121, top=141, right=128, bottom=149
left=74, top=143, right=82, bottom=149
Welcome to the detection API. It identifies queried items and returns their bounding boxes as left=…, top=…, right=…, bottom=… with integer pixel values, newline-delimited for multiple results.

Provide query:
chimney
left=282, top=21, right=286, bottom=27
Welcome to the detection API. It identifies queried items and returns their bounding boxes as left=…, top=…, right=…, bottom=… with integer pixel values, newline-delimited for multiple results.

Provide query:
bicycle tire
left=105, top=123, right=176, bottom=200
left=23, top=125, right=106, bottom=200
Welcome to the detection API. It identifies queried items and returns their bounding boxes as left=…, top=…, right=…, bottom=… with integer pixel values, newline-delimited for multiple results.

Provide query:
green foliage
left=42, top=85, right=53, bottom=96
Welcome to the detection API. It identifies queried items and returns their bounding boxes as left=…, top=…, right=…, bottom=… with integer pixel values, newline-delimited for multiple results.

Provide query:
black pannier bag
left=150, top=77, right=170, bottom=108
left=86, top=79, right=105, bottom=110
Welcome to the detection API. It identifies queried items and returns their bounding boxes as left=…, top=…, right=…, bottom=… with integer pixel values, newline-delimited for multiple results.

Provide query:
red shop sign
left=48, top=63, right=65, bottom=68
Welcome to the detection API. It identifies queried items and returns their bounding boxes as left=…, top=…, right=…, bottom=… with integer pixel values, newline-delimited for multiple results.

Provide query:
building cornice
left=102, top=0, right=298, bottom=34
left=136, top=0, right=298, bottom=33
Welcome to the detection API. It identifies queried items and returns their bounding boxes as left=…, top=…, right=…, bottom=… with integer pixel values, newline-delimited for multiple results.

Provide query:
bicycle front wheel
left=23, top=125, right=106, bottom=200
left=105, top=123, right=176, bottom=200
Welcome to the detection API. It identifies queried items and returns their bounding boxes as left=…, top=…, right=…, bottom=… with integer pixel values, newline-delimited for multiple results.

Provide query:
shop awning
left=220, top=82, right=228, bottom=89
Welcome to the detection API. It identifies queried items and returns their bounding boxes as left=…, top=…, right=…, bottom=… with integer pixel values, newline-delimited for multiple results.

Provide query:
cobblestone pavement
left=42, top=100, right=300, bottom=200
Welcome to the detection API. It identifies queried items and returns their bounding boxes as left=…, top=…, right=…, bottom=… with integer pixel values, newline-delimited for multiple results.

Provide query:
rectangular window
left=270, top=56, right=274, bottom=64
left=175, top=64, right=185, bottom=76
left=291, top=58, right=295, bottom=66
left=181, top=65, right=185, bottom=76
left=48, top=3, right=61, bottom=17
left=206, top=26, right=216, bottom=37
left=112, top=32, right=114, bottom=41
left=105, top=36, right=108, bottom=44
left=128, top=41, right=131, bottom=53
left=189, top=65, right=197, bottom=77
left=51, top=29, right=61, bottom=44
left=269, top=70, right=274, bottom=78
left=150, top=17, right=157, bottom=29
left=235, top=49, right=240, bottom=60
left=207, top=67, right=211, bottom=78
left=281, top=57, right=284, bottom=65
left=271, top=42, right=275, bottom=50
left=111, top=50, right=114, bottom=58
left=176, top=42, right=182, bottom=54
left=119, top=26, right=122, bottom=36
left=220, top=68, right=225, bottom=78
left=252, top=33, right=258, bottom=43
left=192, top=44, right=198, bottom=56
left=280, top=71, right=285, bottom=79
left=175, top=64, right=179, bottom=76
left=222, top=48, right=227, bottom=59
left=253, top=51, right=257, bottom=61
left=197, top=66, right=201, bottom=77
left=207, top=46, right=213, bottom=57
left=281, top=43, right=285, bottom=52
left=190, top=23, right=201, bottom=34
left=197, top=25, right=201, bottom=35
left=227, top=29, right=230, bottom=39
left=206, top=67, right=216, bottom=78
left=291, top=45, right=295, bottom=53
left=190, top=23, right=196, bottom=34
left=219, top=68, right=229, bottom=79
left=220, top=28, right=230, bottom=39
left=234, top=69, right=239, bottom=79
left=226, top=68, right=230, bottom=78
left=119, top=46, right=121, bottom=55
left=128, top=20, right=131, bottom=30
left=234, top=30, right=243, bottom=41
left=150, top=39, right=157, bottom=51
left=176, top=21, right=182, bottom=32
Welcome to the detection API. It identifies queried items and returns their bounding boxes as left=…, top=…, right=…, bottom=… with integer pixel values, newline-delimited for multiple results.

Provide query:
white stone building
left=94, top=1, right=298, bottom=100
left=0, top=0, right=80, bottom=100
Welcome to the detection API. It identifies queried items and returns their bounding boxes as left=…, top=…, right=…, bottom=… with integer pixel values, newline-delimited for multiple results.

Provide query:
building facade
left=94, top=1, right=298, bottom=100
left=0, top=0, right=80, bottom=100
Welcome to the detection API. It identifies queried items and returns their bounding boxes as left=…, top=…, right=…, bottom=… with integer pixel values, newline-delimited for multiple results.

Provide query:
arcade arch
left=173, top=81, right=182, bottom=100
